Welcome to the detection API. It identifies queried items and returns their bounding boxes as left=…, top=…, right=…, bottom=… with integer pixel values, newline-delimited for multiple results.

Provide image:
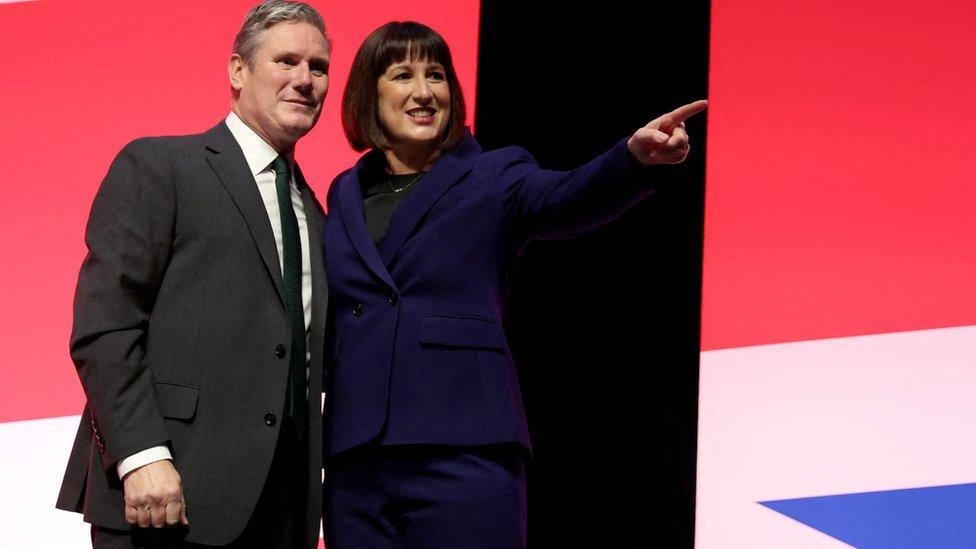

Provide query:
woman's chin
left=392, top=133, right=440, bottom=151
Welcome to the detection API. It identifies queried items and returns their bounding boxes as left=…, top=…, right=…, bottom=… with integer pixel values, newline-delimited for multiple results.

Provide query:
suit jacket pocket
left=420, top=314, right=507, bottom=350
left=154, top=381, right=199, bottom=420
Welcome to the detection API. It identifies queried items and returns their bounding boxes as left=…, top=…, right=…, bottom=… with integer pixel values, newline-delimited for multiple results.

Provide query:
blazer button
left=387, top=293, right=398, bottom=306
left=264, top=413, right=277, bottom=426
left=352, top=302, right=364, bottom=317
left=275, top=344, right=286, bottom=359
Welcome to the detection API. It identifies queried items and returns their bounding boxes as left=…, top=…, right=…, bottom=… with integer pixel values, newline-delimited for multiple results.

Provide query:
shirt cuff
left=117, top=446, right=173, bottom=480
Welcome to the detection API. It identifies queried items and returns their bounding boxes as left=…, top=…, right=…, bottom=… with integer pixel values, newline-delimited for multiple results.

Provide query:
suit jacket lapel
left=295, top=162, right=329, bottom=323
left=338, top=163, right=397, bottom=289
left=378, top=134, right=480, bottom=265
left=295, top=164, right=327, bottom=402
left=203, top=122, right=286, bottom=307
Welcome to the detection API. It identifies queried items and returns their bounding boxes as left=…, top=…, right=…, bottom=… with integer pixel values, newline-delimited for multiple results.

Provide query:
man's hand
left=122, top=460, right=189, bottom=528
left=627, top=99, right=708, bottom=166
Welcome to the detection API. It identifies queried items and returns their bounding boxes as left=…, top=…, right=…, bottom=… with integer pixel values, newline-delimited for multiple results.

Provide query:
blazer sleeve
left=495, top=137, right=660, bottom=240
left=70, top=138, right=177, bottom=472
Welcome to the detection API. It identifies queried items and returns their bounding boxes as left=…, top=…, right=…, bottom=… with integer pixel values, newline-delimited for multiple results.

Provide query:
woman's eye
left=428, top=71, right=445, bottom=81
left=393, top=72, right=411, bottom=81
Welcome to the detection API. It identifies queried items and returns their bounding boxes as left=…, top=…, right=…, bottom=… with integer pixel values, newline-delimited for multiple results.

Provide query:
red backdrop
left=702, top=0, right=976, bottom=351
left=0, top=0, right=481, bottom=423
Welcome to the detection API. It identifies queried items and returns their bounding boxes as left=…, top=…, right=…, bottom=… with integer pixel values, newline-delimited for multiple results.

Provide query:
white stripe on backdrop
left=0, top=415, right=89, bottom=548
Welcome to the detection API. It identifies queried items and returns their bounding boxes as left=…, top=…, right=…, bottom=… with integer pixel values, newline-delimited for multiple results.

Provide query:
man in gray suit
left=56, top=2, right=330, bottom=547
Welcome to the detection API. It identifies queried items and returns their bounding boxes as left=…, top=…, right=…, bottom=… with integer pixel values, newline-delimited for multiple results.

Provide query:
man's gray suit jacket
left=55, top=121, right=328, bottom=548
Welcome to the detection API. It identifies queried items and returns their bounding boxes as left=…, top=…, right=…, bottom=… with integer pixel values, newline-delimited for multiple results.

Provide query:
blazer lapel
left=378, top=134, right=480, bottom=265
left=203, top=122, right=286, bottom=307
left=338, top=163, right=397, bottom=289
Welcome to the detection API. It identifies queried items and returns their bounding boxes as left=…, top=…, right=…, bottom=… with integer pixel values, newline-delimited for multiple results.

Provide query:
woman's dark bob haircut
left=342, top=21, right=467, bottom=153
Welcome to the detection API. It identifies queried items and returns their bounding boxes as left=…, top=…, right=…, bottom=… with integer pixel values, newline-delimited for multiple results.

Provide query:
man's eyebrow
left=272, top=50, right=329, bottom=67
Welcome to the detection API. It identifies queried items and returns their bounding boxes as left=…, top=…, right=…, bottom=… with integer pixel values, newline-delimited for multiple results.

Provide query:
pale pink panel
left=696, top=325, right=976, bottom=547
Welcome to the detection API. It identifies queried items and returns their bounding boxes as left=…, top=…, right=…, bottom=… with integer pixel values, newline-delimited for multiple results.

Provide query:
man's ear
left=229, top=53, right=247, bottom=92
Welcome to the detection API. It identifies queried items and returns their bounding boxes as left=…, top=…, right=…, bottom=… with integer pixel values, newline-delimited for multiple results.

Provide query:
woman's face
left=376, top=57, right=451, bottom=155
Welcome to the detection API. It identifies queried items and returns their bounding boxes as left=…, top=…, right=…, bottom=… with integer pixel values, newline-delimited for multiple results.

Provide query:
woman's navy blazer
left=323, top=132, right=659, bottom=457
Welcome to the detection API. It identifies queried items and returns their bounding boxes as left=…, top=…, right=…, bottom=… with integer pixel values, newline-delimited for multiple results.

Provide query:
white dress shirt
left=117, top=112, right=313, bottom=479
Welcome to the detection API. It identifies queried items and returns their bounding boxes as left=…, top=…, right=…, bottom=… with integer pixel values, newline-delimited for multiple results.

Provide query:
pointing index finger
left=668, top=100, right=708, bottom=125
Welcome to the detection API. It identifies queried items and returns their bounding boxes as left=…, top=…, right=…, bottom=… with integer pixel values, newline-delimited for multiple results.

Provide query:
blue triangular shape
left=760, top=483, right=976, bottom=548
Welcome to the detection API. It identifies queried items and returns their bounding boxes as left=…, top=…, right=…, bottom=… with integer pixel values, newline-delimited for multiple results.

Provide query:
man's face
left=230, top=21, right=330, bottom=152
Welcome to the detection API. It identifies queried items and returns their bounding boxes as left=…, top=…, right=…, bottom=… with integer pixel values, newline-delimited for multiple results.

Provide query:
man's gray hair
left=233, top=1, right=328, bottom=67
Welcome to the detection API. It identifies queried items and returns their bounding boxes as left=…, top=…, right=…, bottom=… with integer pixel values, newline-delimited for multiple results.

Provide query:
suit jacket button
left=264, top=413, right=277, bottom=426
left=275, top=344, right=286, bottom=359
left=387, top=293, right=398, bottom=306
left=352, top=302, right=364, bottom=317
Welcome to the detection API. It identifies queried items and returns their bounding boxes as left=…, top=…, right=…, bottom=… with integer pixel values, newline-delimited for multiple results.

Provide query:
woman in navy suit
left=323, top=21, right=706, bottom=549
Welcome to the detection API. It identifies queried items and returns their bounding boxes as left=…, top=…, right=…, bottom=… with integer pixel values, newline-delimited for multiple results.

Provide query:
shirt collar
left=224, top=111, right=292, bottom=176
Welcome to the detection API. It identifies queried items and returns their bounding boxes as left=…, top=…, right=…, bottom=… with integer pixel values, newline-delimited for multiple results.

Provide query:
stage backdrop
left=697, top=0, right=976, bottom=547
left=0, top=1, right=479, bottom=546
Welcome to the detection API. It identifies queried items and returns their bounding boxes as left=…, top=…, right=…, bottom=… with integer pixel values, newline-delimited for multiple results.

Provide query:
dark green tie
left=272, top=155, right=308, bottom=440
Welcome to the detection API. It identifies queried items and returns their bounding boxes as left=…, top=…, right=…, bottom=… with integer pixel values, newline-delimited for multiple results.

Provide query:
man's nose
left=293, top=63, right=313, bottom=90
